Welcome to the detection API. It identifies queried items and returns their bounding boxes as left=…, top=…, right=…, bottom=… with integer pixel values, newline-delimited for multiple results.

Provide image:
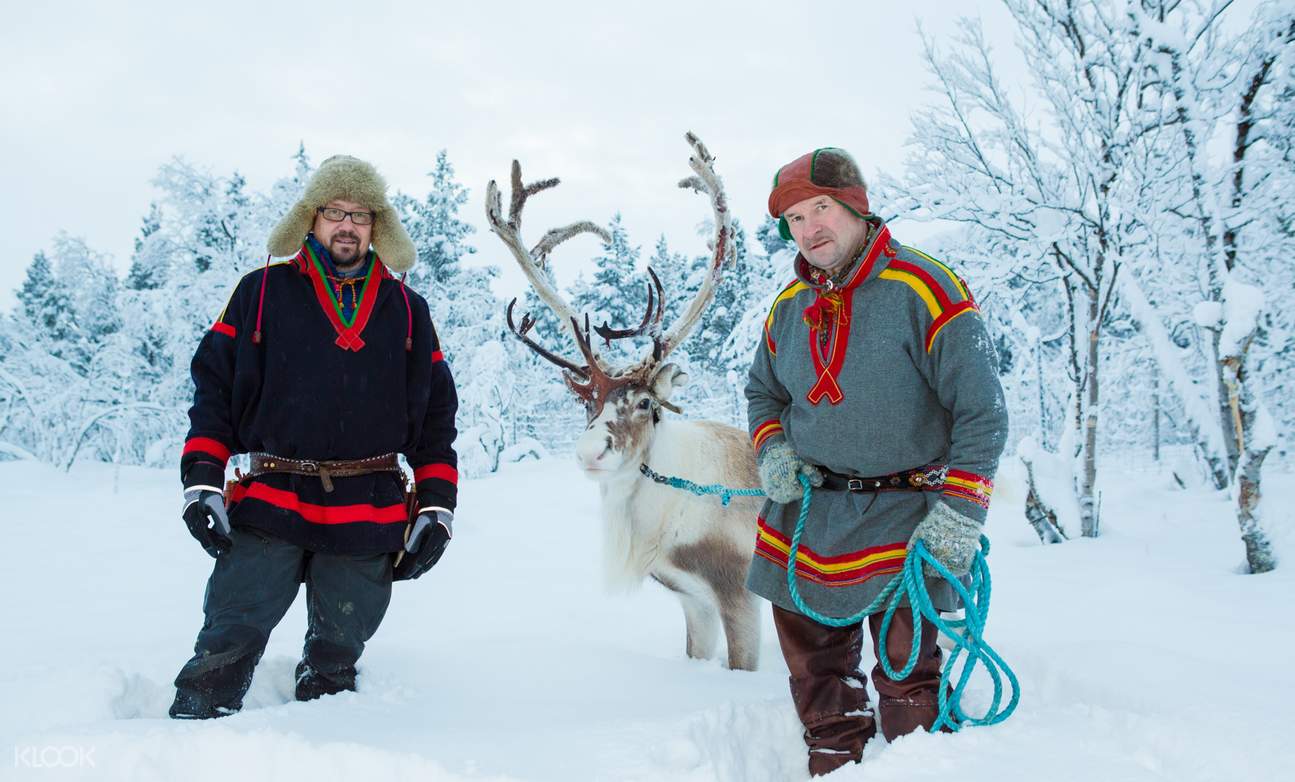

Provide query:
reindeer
left=485, top=133, right=762, bottom=671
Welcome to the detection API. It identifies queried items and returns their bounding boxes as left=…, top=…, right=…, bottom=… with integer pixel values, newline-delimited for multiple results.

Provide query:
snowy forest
left=2, top=0, right=1291, bottom=575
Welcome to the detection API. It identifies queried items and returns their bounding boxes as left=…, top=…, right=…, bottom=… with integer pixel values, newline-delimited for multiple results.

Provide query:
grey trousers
left=170, top=527, right=393, bottom=718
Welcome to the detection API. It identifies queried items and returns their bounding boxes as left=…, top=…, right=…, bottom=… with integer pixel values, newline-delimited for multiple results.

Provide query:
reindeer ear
left=650, top=363, right=689, bottom=401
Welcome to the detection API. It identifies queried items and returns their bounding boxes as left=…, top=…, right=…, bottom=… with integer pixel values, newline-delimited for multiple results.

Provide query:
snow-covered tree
left=885, top=0, right=1288, bottom=569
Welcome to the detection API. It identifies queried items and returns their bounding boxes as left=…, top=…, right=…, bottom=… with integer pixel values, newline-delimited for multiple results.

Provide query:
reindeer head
left=487, top=133, right=733, bottom=482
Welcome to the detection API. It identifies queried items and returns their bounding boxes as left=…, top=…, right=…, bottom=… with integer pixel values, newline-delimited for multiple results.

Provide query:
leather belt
left=816, top=464, right=947, bottom=493
left=247, top=452, right=400, bottom=493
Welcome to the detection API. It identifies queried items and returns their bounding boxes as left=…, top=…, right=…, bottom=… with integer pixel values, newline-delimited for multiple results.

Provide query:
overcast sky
left=3, top=0, right=1028, bottom=311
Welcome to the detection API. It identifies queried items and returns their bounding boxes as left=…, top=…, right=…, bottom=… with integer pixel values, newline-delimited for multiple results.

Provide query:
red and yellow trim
left=755, top=518, right=907, bottom=587
left=905, top=246, right=970, bottom=300
left=926, top=301, right=978, bottom=351
left=943, top=469, right=993, bottom=510
left=229, top=481, right=408, bottom=525
left=413, top=463, right=458, bottom=485
left=764, top=280, right=810, bottom=356
left=800, top=225, right=893, bottom=405
left=751, top=420, right=784, bottom=454
left=879, top=256, right=979, bottom=353
left=805, top=292, right=852, bottom=405
left=211, top=321, right=236, bottom=338
left=183, top=437, right=230, bottom=465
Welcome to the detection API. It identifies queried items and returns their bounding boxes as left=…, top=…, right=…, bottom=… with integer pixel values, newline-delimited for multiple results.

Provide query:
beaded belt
left=816, top=463, right=948, bottom=493
left=247, top=452, right=400, bottom=493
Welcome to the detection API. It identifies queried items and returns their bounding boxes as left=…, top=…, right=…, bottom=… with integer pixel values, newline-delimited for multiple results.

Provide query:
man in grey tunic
left=746, top=147, right=1007, bottom=775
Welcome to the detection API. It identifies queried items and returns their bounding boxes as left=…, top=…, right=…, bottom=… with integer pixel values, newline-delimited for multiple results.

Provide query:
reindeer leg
left=653, top=571, right=719, bottom=661
left=670, top=539, right=761, bottom=671
left=716, top=582, right=762, bottom=672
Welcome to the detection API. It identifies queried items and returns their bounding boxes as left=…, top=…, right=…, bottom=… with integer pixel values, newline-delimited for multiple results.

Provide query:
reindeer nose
left=585, top=439, right=612, bottom=465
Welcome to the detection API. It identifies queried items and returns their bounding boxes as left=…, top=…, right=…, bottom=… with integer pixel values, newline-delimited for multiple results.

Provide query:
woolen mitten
left=909, top=501, right=982, bottom=577
left=758, top=440, right=824, bottom=504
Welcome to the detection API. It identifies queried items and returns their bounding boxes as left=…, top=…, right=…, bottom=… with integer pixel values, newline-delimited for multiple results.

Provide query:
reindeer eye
left=637, top=398, right=652, bottom=411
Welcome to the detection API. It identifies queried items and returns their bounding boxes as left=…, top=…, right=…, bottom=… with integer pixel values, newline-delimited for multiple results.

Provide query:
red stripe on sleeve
left=887, top=259, right=955, bottom=310
left=212, top=321, right=236, bottom=338
left=183, top=437, right=231, bottom=463
left=432, top=350, right=445, bottom=363
left=415, top=463, right=458, bottom=485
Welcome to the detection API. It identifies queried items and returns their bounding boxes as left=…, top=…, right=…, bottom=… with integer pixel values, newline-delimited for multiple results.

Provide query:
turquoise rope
left=639, top=464, right=767, bottom=507
left=784, top=474, right=1018, bottom=732
left=646, top=466, right=1020, bottom=732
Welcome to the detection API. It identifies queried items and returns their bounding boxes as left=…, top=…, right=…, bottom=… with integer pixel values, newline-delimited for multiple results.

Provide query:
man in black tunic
left=171, top=155, right=459, bottom=718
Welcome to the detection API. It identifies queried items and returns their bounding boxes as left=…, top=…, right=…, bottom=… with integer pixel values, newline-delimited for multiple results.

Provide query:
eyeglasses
left=317, top=207, right=374, bottom=226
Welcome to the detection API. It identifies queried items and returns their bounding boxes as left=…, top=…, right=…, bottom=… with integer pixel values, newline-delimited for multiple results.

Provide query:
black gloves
left=182, top=489, right=232, bottom=557
left=394, top=510, right=452, bottom=581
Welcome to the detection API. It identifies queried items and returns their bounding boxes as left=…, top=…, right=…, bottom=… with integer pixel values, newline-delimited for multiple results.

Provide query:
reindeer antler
left=486, top=161, right=611, bottom=371
left=491, top=132, right=731, bottom=413
left=637, top=131, right=734, bottom=370
left=593, top=268, right=665, bottom=346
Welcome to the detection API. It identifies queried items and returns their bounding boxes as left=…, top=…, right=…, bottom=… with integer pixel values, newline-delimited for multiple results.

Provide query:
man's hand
left=394, top=510, right=452, bottom=581
left=909, top=502, right=982, bottom=578
left=757, top=441, right=824, bottom=504
left=182, top=489, right=232, bottom=558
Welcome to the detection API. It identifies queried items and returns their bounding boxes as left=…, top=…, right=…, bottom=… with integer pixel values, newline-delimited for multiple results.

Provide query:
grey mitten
left=909, top=502, right=982, bottom=577
left=757, top=440, right=824, bottom=503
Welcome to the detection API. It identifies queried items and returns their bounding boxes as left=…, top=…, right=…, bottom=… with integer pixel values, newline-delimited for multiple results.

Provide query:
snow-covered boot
left=294, top=660, right=356, bottom=702
left=772, top=606, right=877, bottom=776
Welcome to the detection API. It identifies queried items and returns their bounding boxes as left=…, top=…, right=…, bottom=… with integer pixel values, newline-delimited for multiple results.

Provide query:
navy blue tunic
left=180, top=244, right=459, bottom=555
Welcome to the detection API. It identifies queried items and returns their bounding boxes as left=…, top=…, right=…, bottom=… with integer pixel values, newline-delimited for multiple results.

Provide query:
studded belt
left=247, top=452, right=400, bottom=493
left=816, top=464, right=948, bottom=493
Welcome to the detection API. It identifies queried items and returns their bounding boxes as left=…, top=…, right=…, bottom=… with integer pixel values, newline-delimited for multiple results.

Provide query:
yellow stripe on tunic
left=878, top=269, right=941, bottom=318
left=757, top=529, right=907, bottom=574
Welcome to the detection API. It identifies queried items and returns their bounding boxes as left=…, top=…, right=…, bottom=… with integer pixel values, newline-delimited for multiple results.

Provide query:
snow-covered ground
left=2, top=455, right=1292, bottom=781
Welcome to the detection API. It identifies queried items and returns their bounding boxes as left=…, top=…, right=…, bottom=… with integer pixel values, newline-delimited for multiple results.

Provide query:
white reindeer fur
left=578, top=410, right=762, bottom=670
left=596, top=420, right=756, bottom=587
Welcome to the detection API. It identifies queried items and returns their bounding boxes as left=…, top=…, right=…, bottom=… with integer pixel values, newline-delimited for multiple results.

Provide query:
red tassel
left=253, top=253, right=271, bottom=346
left=399, top=273, right=413, bottom=352
left=802, top=292, right=846, bottom=330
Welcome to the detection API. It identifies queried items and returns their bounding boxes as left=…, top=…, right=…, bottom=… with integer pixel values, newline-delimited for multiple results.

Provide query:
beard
left=328, top=231, right=364, bottom=266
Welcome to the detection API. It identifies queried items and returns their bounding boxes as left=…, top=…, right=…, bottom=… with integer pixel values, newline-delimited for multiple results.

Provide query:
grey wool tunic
left=744, top=218, right=1008, bottom=618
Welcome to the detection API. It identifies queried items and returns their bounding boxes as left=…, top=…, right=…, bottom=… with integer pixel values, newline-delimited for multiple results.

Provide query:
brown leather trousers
left=772, top=604, right=945, bottom=776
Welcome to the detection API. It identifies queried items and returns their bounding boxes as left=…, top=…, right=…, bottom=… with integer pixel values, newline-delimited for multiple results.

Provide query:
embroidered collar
left=793, top=220, right=898, bottom=406
left=794, top=219, right=895, bottom=293
left=298, top=241, right=384, bottom=352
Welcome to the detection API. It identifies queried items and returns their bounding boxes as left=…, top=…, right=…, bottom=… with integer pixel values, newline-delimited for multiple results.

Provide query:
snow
left=3, top=456, right=1294, bottom=781
left=1120, top=272, right=1228, bottom=467
left=1014, top=435, right=1082, bottom=537
left=1219, top=279, right=1264, bottom=359
left=1192, top=300, right=1223, bottom=330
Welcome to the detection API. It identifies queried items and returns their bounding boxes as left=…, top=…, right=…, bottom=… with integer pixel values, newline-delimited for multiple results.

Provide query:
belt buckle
left=847, top=478, right=864, bottom=492
left=300, top=460, right=318, bottom=473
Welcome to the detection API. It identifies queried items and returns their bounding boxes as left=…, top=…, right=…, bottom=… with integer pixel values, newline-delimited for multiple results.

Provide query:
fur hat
left=267, top=155, right=416, bottom=273
left=768, top=148, right=870, bottom=240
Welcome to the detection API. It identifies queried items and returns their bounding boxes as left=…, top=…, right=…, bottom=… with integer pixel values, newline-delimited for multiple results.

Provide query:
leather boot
left=867, top=608, right=946, bottom=740
left=772, top=606, right=876, bottom=776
